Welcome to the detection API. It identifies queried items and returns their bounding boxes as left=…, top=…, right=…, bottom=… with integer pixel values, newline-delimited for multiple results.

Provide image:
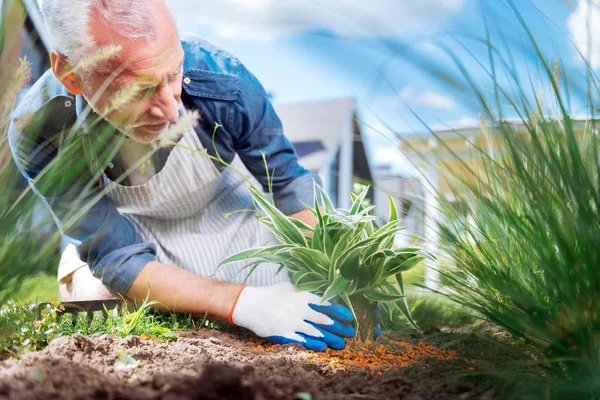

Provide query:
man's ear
left=50, top=52, right=83, bottom=95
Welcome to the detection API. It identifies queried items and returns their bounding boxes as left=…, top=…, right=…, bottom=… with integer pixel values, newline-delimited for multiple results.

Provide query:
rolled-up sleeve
left=229, top=65, right=322, bottom=215
left=57, top=195, right=157, bottom=295
left=273, top=173, right=322, bottom=215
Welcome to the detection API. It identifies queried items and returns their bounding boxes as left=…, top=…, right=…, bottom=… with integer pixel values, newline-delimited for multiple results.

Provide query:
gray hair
left=41, top=0, right=163, bottom=66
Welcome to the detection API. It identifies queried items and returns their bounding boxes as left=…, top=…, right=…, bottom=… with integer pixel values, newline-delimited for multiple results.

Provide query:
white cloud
left=418, top=91, right=457, bottom=110
left=170, top=0, right=466, bottom=41
left=397, top=86, right=457, bottom=110
left=567, top=0, right=600, bottom=68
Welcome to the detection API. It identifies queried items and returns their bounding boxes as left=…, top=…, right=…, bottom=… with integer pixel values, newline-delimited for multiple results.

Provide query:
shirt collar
left=75, top=94, right=92, bottom=135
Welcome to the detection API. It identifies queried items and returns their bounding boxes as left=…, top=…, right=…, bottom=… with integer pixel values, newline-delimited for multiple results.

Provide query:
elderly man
left=9, top=0, right=357, bottom=351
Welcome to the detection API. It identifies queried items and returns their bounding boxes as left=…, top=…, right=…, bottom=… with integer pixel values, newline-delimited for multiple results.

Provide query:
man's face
left=80, top=5, right=184, bottom=143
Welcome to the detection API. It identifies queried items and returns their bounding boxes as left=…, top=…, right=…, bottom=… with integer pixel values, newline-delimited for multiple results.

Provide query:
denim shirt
left=8, top=35, right=321, bottom=295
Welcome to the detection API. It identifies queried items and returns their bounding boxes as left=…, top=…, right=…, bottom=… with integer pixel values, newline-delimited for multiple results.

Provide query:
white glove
left=230, top=282, right=355, bottom=351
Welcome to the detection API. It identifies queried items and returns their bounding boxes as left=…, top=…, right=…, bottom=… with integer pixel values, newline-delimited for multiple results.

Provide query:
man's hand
left=230, top=282, right=356, bottom=351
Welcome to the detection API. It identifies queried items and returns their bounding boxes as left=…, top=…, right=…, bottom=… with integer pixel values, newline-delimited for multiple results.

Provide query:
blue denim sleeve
left=8, top=105, right=156, bottom=296
left=229, top=66, right=322, bottom=215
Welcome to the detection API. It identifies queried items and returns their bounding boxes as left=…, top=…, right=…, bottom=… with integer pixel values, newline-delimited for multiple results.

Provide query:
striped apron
left=58, top=108, right=289, bottom=301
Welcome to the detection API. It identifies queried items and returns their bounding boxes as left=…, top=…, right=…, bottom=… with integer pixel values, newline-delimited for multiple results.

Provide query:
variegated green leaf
left=340, top=292, right=357, bottom=322
left=395, top=247, right=422, bottom=254
left=339, top=251, right=361, bottom=280
left=349, top=185, right=370, bottom=215
left=365, top=249, right=395, bottom=264
left=330, top=228, right=358, bottom=263
left=289, top=248, right=329, bottom=270
left=346, top=278, right=359, bottom=295
left=398, top=255, right=424, bottom=270
left=363, top=219, right=376, bottom=236
left=218, top=245, right=295, bottom=267
left=218, top=247, right=264, bottom=267
left=249, top=186, right=307, bottom=246
left=284, top=259, right=304, bottom=272
left=288, top=248, right=329, bottom=280
left=321, top=275, right=350, bottom=303
left=377, top=255, right=423, bottom=283
left=357, top=205, right=376, bottom=216
left=387, top=192, right=398, bottom=223
left=393, top=275, right=419, bottom=330
left=372, top=219, right=402, bottom=238
left=332, top=242, right=371, bottom=273
left=312, top=225, right=324, bottom=252
left=289, top=217, right=314, bottom=233
left=363, top=288, right=404, bottom=303
left=316, top=185, right=336, bottom=214
left=297, top=280, right=329, bottom=293
left=323, top=230, right=334, bottom=259
left=314, top=190, right=324, bottom=226
left=241, top=262, right=262, bottom=284
left=292, top=270, right=318, bottom=286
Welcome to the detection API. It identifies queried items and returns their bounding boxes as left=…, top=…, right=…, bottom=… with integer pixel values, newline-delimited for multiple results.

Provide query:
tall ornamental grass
left=416, top=2, right=600, bottom=396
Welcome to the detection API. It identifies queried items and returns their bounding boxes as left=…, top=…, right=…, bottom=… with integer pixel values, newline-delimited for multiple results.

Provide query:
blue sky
left=171, top=0, right=592, bottom=171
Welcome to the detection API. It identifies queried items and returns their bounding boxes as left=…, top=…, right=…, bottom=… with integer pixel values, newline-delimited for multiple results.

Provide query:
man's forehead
left=91, top=42, right=182, bottom=78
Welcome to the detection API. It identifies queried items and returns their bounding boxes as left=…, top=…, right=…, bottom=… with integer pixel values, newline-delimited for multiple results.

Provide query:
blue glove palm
left=230, top=282, right=356, bottom=351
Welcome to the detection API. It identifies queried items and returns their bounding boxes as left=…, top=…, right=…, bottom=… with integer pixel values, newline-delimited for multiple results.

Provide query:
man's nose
left=148, top=85, right=179, bottom=122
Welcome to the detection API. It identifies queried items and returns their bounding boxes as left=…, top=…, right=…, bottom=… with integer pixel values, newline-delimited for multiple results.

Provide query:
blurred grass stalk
left=0, top=2, right=197, bottom=306
left=0, top=0, right=61, bottom=303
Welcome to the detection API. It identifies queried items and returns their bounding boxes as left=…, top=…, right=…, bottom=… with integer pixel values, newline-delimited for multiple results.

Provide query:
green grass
left=0, top=296, right=224, bottom=358
left=3, top=272, right=61, bottom=304
left=381, top=291, right=479, bottom=333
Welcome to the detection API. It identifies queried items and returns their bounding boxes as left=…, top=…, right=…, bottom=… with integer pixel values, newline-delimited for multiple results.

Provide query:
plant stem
left=349, top=294, right=377, bottom=344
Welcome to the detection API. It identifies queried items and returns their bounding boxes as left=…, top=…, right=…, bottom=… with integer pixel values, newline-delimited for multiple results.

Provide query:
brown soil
left=0, top=327, right=507, bottom=399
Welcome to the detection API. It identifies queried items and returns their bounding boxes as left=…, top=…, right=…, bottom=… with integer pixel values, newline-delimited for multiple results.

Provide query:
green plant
left=219, top=184, right=425, bottom=342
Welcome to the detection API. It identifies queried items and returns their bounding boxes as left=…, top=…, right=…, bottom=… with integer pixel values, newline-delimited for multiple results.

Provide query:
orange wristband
left=228, top=284, right=248, bottom=325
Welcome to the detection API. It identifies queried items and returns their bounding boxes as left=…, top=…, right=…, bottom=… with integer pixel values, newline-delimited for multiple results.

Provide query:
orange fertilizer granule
left=246, top=337, right=457, bottom=374
left=304, top=339, right=457, bottom=372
